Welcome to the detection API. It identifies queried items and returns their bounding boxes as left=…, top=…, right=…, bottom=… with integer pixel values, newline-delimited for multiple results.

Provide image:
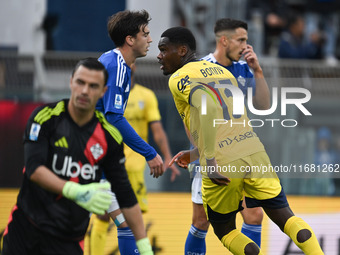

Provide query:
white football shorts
left=191, top=171, right=203, bottom=204
left=100, top=179, right=120, bottom=213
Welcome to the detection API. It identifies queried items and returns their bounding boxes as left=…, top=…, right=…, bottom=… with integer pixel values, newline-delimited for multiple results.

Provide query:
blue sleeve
left=244, top=65, right=256, bottom=96
left=97, top=53, right=130, bottom=115
left=106, top=112, right=157, bottom=161
left=101, top=83, right=126, bottom=115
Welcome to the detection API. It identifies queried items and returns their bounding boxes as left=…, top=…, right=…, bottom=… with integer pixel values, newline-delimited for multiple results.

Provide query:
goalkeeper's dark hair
left=161, top=27, right=196, bottom=51
left=72, top=58, right=108, bottom=86
left=214, top=18, right=248, bottom=34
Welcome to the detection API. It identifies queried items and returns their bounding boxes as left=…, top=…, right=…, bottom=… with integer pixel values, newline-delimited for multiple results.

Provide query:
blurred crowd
left=246, top=0, right=340, bottom=65
left=312, top=126, right=340, bottom=196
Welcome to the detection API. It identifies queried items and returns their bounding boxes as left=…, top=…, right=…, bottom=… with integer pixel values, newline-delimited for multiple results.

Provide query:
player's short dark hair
left=160, top=26, right=196, bottom=51
left=214, top=18, right=248, bottom=34
left=72, top=58, right=108, bottom=85
left=107, top=10, right=151, bottom=47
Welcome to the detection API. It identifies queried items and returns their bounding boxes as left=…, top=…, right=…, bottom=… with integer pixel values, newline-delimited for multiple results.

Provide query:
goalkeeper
left=2, top=58, right=153, bottom=255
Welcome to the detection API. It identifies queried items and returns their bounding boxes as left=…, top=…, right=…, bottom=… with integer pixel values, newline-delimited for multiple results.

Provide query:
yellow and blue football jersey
left=168, top=60, right=265, bottom=168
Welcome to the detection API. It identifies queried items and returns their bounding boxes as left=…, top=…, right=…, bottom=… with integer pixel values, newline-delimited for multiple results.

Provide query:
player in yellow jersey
left=89, top=64, right=181, bottom=255
left=182, top=18, right=269, bottom=254
left=157, top=26, right=324, bottom=255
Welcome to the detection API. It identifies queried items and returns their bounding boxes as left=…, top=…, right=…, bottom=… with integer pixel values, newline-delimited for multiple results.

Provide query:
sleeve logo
left=177, top=75, right=191, bottom=93
left=29, top=123, right=41, bottom=141
left=114, top=94, right=123, bottom=109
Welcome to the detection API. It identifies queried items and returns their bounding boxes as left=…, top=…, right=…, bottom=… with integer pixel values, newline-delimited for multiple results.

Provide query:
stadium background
left=0, top=0, right=340, bottom=254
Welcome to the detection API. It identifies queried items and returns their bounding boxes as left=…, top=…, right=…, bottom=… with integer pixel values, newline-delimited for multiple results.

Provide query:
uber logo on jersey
left=52, top=154, right=99, bottom=180
left=114, top=94, right=123, bottom=109
left=29, top=123, right=41, bottom=141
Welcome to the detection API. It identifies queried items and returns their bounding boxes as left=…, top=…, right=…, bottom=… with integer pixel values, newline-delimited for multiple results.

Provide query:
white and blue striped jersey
left=96, top=49, right=131, bottom=115
left=201, top=53, right=256, bottom=96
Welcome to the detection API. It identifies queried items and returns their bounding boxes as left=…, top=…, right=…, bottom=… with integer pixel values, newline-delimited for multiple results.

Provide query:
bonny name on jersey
left=52, top=154, right=99, bottom=180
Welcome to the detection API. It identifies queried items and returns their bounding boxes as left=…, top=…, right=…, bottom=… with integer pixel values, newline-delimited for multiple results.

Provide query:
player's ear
left=126, top=35, right=134, bottom=47
left=178, top=45, right=188, bottom=57
left=221, top=35, right=229, bottom=47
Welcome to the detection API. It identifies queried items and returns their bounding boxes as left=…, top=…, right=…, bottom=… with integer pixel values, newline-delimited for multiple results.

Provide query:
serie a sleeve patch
left=29, top=123, right=41, bottom=141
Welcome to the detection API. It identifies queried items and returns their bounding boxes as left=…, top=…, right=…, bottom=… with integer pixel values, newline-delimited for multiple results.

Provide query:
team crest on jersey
left=29, top=123, right=41, bottom=141
left=237, top=75, right=246, bottom=87
left=114, top=94, right=123, bottom=109
left=90, top=143, right=104, bottom=160
left=138, top=100, right=145, bottom=110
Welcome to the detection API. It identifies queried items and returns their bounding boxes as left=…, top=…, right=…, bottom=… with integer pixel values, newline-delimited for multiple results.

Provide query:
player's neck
left=181, top=51, right=197, bottom=66
left=117, top=46, right=136, bottom=67
left=68, top=102, right=94, bottom=127
left=213, top=50, right=232, bottom=67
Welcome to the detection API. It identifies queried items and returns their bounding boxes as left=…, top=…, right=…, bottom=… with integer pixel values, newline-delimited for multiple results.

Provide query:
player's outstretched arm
left=150, top=121, right=181, bottom=181
left=169, top=147, right=199, bottom=169
left=106, top=112, right=164, bottom=178
left=147, top=153, right=165, bottom=178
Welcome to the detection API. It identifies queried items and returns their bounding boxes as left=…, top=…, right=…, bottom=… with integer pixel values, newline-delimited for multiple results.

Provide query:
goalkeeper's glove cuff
left=62, top=181, right=78, bottom=200
left=61, top=181, right=112, bottom=215
left=136, top=237, right=153, bottom=255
